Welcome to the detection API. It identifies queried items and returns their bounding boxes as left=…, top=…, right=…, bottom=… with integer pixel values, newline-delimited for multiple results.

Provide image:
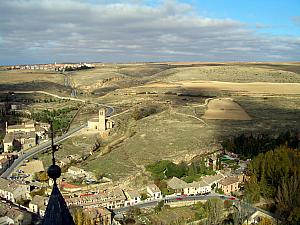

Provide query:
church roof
left=42, top=184, right=75, bottom=225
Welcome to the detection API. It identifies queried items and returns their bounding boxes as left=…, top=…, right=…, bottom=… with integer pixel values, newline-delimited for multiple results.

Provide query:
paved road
left=1, top=124, right=86, bottom=179
left=113, top=193, right=276, bottom=221
left=113, top=194, right=215, bottom=215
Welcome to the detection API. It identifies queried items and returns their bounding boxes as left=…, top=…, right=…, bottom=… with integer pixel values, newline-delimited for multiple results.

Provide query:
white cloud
left=0, top=0, right=299, bottom=65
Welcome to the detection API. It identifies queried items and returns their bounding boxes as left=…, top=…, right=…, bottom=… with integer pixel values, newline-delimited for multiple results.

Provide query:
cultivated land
left=1, top=62, right=300, bottom=183
left=203, top=98, right=251, bottom=120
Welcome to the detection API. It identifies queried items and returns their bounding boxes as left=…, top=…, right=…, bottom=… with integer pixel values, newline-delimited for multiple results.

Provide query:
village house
left=6, top=121, right=35, bottom=133
left=66, top=189, right=126, bottom=210
left=0, top=158, right=10, bottom=174
left=167, top=177, right=188, bottom=195
left=202, top=173, right=226, bottom=188
left=3, top=131, right=36, bottom=152
left=3, top=121, right=49, bottom=152
left=67, top=166, right=87, bottom=177
left=0, top=178, right=30, bottom=203
left=58, top=157, right=72, bottom=168
left=183, top=180, right=211, bottom=195
left=166, top=177, right=212, bottom=196
left=0, top=153, right=17, bottom=174
left=124, top=190, right=141, bottom=206
left=58, top=154, right=82, bottom=168
left=29, top=195, right=49, bottom=217
left=244, top=210, right=279, bottom=225
left=83, top=207, right=112, bottom=225
left=217, top=176, right=240, bottom=194
left=0, top=202, right=32, bottom=225
left=146, top=184, right=162, bottom=199
left=217, top=176, right=240, bottom=195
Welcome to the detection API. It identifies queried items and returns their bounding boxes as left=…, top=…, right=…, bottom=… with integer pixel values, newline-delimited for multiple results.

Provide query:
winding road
left=1, top=124, right=87, bottom=179
left=0, top=90, right=114, bottom=116
left=0, top=90, right=115, bottom=178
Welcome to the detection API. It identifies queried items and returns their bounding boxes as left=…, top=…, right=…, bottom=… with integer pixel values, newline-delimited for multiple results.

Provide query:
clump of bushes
left=132, top=106, right=158, bottom=120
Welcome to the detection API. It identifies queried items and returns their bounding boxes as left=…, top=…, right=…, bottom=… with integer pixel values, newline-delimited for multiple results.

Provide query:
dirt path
left=170, top=107, right=208, bottom=126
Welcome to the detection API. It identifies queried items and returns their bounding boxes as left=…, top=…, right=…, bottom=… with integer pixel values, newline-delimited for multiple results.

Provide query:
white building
left=146, top=184, right=162, bottom=199
left=202, top=173, right=225, bottom=187
left=29, top=195, right=49, bottom=217
left=67, top=166, right=86, bottom=176
left=183, top=180, right=211, bottom=195
left=0, top=178, right=30, bottom=203
left=124, top=190, right=141, bottom=206
left=167, top=177, right=187, bottom=195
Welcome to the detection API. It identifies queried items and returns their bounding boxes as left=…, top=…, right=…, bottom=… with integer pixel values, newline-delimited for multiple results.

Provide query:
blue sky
left=0, top=0, right=299, bottom=65
left=190, top=0, right=300, bottom=36
left=144, top=0, right=300, bottom=36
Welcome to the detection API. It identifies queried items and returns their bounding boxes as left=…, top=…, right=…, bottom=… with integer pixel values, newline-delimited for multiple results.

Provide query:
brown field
left=203, top=98, right=251, bottom=120
left=142, top=81, right=300, bottom=96
left=0, top=70, right=63, bottom=84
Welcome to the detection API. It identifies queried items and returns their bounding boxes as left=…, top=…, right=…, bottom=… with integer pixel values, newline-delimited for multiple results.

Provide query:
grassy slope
left=163, top=65, right=300, bottom=83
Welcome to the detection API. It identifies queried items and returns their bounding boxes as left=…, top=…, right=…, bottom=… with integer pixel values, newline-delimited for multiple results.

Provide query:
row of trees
left=245, top=145, right=300, bottom=224
left=222, top=131, right=299, bottom=159
left=31, top=107, right=78, bottom=134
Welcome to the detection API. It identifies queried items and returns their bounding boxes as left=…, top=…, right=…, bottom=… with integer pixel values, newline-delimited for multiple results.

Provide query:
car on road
left=176, top=197, right=183, bottom=200
left=228, top=197, right=236, bottom=200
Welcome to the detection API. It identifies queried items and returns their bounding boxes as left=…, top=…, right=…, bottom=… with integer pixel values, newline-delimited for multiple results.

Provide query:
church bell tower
left=98, top=108, right=106, bottom=131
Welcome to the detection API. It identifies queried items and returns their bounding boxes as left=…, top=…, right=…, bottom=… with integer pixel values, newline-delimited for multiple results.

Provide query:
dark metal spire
left=48, top=121, right=61, bottom=185
left=42, top=121, right=75, bottom=225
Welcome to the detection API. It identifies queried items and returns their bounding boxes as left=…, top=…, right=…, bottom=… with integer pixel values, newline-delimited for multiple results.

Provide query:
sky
left=0, top=0, right=299, bottom=65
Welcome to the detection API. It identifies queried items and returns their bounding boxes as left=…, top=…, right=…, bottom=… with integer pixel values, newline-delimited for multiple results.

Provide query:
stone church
left=87, top=108, right=114, bottom=131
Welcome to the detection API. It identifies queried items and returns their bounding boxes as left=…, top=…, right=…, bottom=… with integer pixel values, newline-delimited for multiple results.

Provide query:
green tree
left=140, top=192, right=148, bottom=200
left=244, top=175, right=260, bottom=203
left=154, top=200, right=165, bottom=212
left=34, top=171, right=49, bottom=182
